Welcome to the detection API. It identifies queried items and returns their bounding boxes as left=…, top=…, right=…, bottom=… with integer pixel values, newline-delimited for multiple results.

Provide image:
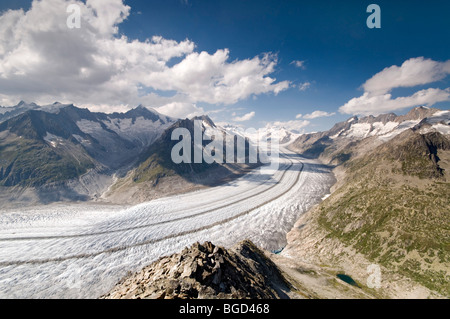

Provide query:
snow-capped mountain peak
left=329, top=106, right=449, bottom=141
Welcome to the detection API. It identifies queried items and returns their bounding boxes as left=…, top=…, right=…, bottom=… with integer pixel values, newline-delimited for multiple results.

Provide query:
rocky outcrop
left=101, top=240, right=291, bottom=299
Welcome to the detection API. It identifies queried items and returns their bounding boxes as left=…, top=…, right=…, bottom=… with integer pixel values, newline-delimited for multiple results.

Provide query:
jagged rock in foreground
left=101, top=240, right=291, bottom=299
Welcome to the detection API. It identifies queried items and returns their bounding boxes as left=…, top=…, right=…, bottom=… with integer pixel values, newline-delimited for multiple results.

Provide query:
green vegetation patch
left=0, top=137, right=94, bottom=187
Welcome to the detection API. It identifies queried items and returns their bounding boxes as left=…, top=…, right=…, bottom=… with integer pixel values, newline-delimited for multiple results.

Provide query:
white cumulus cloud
left=340, top=88, right=450, bottom=115
left=302, top=110, right=336, bottom=119
left=233, top=111, right=256, bottom=122
left=154, top=102, right=204, bottom=119
left=340, top=57, right=450, bottom=115
left=0, top=0, right=290, bottom=113
left=363, top=57, right=450, bottom=95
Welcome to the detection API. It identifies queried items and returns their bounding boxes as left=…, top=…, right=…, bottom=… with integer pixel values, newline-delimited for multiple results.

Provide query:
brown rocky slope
left=101, top=240, right=293, bottom=299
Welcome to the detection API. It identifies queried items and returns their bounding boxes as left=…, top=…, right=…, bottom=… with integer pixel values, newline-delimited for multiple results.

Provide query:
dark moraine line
left=0, top=158, right=292, bottom=242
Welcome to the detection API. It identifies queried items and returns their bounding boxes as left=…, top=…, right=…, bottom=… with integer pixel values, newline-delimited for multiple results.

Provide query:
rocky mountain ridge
left=289, top=106, right=450, bottom=164
left=0, top=103, right=175, bottom=207
left=0, top=102, right=265, bottom=207
left=102, top=240, right=292, bottom=299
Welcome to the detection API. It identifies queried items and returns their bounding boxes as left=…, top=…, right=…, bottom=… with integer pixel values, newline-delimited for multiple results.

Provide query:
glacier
left=0, top=148, right=334, bottom=298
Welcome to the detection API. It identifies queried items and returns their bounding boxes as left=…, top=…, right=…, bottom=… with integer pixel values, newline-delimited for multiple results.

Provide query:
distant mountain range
left=0, top=102, right=175, bottom=206
left=0, top=102, right=259, bottom=207
left=1, top=103, right=449, bottom=210
left=102, top=114, right=261, bottom=205
left=0, top=102, right=174, bottom=184
left=289, top=106, right=450, bottom=164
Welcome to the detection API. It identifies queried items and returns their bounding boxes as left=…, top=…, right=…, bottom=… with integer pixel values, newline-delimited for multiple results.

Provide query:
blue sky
left=1, top=0, right=449, bottom=132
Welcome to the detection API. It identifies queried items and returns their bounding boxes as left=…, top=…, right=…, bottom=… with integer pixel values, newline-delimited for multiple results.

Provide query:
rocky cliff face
left=101, top=240, right=291, bottom=299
